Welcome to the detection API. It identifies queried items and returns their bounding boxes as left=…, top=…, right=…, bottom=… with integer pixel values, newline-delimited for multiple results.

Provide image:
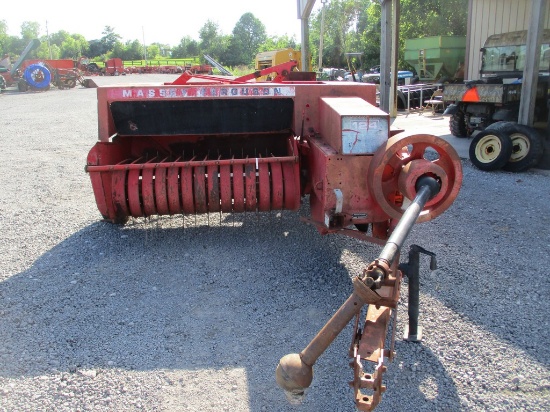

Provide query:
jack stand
left=399, top=245, right=437, bottom=342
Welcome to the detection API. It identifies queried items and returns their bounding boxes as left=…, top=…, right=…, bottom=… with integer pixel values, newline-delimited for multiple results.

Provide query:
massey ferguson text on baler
left=85, top=62, right=462, bottom=410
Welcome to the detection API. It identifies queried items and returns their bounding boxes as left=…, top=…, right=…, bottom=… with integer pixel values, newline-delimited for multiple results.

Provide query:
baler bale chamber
left=85, top=67, right=462, bottom=411
left=86, top=78, right=460, bottom=238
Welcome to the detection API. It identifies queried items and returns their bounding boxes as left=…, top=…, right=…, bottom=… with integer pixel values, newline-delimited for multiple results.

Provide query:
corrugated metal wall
left=466, top=0, right=550, bottom=79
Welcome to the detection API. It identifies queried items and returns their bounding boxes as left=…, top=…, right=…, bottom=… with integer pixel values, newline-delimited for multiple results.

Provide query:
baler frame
left=85, top=63, right=463, bottom=410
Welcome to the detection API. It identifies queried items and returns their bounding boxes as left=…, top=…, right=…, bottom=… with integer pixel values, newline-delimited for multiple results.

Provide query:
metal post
left=518, top=0, right=546, bottom=126
left=399, top=244, right=437, bottom=342
left=380, top=0, right=392, bottom=112
left=389, top=0, right=400, bottom=117
left=400, top=246, right=421, bottom=340
left=318, top=0, right=328, bottom=70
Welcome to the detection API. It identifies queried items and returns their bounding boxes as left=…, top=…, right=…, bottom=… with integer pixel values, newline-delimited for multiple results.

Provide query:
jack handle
left=275, top=175, right=441, bottom=400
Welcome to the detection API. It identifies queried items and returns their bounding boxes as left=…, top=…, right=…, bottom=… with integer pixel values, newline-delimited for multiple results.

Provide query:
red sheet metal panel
left=111, top=170, right=129, bottom=219
left=282, top=162, right=299, bottom=210
left=220, top=164, right=232, bottom=211
left=181, top=165, right=194, bottom=214
left=141, top=168, right=156, bottom=216
left=207, top=164, right=220, bottom=213
left=232, top=163, right=245, bottom=213
left=193, top=166, right=207, bottom=214
left=127, top=169, right=142, bottom=217
left=270, top=162, right=284, bottom=210
left=155, top=167, right=169, bottom=215
left=245, top=163, right=257, bottom=212
left=167, top=166, right=180, bottom=214
left=258, top=162, right=270, bottom=211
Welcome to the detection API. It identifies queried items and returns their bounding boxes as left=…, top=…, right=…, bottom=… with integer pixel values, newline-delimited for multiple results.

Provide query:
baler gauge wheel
left=368, top=133, right=462, bottom=223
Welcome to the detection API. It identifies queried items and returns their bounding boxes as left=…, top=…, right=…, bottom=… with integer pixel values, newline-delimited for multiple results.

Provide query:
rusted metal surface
left=368, top=132, right=462, bottom=222
left=86, top=68, right=464, bottom=411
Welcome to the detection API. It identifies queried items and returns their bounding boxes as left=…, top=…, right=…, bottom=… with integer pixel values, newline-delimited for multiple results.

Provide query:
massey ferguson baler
left=85, top=63, right=462, bottom=410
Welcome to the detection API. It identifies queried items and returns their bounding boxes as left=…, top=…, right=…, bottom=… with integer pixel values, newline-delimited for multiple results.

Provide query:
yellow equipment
left=255, top=48, right=305, bottom=81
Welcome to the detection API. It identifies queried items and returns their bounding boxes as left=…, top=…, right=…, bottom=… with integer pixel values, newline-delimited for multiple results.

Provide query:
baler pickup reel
left=85, top=66, right=462, bottom=410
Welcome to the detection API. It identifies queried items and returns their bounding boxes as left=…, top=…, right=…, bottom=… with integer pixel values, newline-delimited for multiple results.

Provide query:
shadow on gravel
left=404, top=162, right=550, bottom=380
left=0, top=207, right=462, bottom=410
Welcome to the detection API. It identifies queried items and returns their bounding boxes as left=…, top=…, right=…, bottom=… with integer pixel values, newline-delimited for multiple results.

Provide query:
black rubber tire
left=18, top=80, right=29, bottom=92
left=449, top=111, right=468, bottom=138
left=24, top=64, right=51, bottom=89
left=486, top=122, right=544, bottom=172
left=469, top=130, right=513, bottom=171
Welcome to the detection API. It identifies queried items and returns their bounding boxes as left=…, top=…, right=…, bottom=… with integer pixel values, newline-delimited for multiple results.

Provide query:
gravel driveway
left=0, top=74, right=549, bottom=411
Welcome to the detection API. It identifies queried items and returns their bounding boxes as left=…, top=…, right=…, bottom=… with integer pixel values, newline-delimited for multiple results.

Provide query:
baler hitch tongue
left=276, top=177, right=440, bottom=411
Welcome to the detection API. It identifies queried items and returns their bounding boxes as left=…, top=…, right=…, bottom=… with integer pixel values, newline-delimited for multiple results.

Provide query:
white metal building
left=466, top=0, right=550, bottom=80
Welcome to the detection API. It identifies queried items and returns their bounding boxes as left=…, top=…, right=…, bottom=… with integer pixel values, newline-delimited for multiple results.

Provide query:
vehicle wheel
left=449, top=111, right=468, bottom=137
left=469, top=130, right=513, bottom=171
left=486, top=122, right=544, bottom=172
left=23, top=64, right=51, bottom=89
left=65, top=79, right=76, bottom=88
left=18, top=79, right=29, bottom=92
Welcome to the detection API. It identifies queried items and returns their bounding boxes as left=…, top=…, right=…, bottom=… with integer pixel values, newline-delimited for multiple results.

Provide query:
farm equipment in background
left=255, top=48, right=306, bottom=81
left=0, top=38, right=41, bottom=88
left=443, top=30, right=549, bottom=171
left=404, top=36, right=466, bottom=83
left=14, top=60, right=97, bottom=91
left=103, top=58, right=125, bottom=76
left=203, top=54, right=232, bottom=76
left=0, top=42, right=98, bottom=91
left=85, top=61, right=462, bottom=411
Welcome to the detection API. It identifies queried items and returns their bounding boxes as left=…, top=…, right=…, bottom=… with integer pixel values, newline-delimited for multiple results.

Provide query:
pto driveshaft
left=275, top=175, right=440, bottom=401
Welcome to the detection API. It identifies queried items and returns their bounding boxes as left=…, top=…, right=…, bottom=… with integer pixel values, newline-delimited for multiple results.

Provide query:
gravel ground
left=0, top=74, right=549, bottom=412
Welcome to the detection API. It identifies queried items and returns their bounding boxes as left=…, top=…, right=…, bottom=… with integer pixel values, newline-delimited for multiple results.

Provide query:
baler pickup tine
left=130, top=156, right=145, bottom=165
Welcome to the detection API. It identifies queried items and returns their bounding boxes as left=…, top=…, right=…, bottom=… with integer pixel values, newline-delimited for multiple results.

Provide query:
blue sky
left=5, top=0, right=323, bottom=46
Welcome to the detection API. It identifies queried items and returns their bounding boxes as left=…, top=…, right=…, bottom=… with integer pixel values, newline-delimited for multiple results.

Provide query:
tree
left=60, top=36, right=83, bottom=59
left=146, top=44, right=160, bottom=60
left=49, top=30, right=71, bottom=47
left=199, top=20, right=221, bottom=56
left=0, top=20, right=7, bottom=57
left=100, top=26, right=121, bottom=53
left=309, top=0, right=370, bottom=69
left=257, top=35, right=298, bottom=53
left=172, top=36, right=199, bottom=58
left=21, top=21, right=40, bottom=41
left=88, top=39, right=106, bottom=58
left=225, top=13, right=267, bottom=66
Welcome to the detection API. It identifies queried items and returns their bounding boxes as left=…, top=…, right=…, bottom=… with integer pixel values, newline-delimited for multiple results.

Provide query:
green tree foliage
left=0, top=20, right=8, bottom=57
left=199, top=20, right=221, bottom=57
left=308, top=0, right=467, bottom=72
left=258, top=35, right=298, bottom=53
left=1, top=2, right=468, bottom=71
left=100, top=26, right=122, bottom=54
left=87, top=40, right=105, bottom=59
left=112, top=40, right=143, bottom=61
left=21, top=21, right=40, bottom=41
left=224, top=13, right=267, bottom=66
left=172, top=36, right=199, bottom=58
